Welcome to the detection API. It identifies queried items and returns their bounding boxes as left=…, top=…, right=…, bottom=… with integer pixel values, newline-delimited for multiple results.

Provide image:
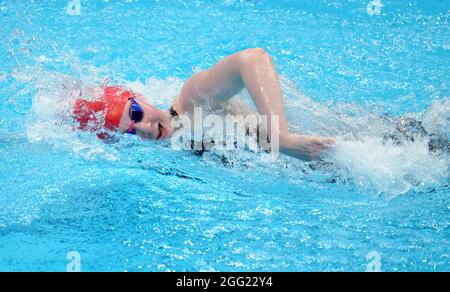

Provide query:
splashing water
left=18, top=60, right=449, bottom=197
left=281, top=77, right=449, bottom=196
left=333, top=137, right=448, bottom=196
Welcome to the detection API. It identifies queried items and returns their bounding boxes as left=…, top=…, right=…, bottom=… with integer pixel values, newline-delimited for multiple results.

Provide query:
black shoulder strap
left=169, top=106, right=178, bottom=117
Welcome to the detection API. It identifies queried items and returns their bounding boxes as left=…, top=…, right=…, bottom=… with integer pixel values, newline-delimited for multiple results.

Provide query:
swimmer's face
left=118, top=98, right=174, bottom=140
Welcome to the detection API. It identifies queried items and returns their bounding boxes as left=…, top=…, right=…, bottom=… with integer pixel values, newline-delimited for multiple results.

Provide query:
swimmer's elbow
left=238, top=48, right=272, bottom=65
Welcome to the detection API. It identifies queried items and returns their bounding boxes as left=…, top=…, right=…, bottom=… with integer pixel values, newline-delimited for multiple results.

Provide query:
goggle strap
left=126, top=120, right=136, bottom=134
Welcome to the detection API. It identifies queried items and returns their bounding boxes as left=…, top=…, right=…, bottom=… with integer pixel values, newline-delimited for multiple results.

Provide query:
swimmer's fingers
left=318, top=137, right=336, bottom=149
left=315, top=137, right=336, bottom=160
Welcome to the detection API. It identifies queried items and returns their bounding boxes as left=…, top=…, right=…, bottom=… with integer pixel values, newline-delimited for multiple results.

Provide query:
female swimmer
left=73, top=48, right=335, bottom=161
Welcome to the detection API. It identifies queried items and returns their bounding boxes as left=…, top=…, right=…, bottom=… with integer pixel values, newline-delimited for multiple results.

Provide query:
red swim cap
left=73, top=86, right=134, bottom=137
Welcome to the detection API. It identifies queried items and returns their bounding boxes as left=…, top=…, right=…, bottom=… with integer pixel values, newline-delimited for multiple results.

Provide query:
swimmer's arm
left=174, top=50, right=245, bottom=113
left=176, top=48, right=288, bottom=134
left=175, top=48, right=335, bottom=160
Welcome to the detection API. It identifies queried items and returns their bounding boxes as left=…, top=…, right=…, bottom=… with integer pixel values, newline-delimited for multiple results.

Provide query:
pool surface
left=0, top=0, right=449, bottom=271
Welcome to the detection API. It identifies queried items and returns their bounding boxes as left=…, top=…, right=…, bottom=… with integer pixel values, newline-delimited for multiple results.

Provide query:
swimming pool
left=0, top=0, right=449, bottom=271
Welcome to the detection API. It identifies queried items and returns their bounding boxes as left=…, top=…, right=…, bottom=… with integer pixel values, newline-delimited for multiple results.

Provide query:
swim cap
left=73, top=86, right=134, bottom=136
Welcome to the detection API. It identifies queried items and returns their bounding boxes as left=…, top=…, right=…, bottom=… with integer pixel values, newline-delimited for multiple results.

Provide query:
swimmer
left=73, top=48, right=335, bottom=161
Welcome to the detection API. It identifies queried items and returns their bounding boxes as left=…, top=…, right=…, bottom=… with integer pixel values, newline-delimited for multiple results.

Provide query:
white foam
left=278, top=76, right=449, bottom=196
left=332, top=136, right=448, bottom=196
left=421, top=98, right=450, bottom=136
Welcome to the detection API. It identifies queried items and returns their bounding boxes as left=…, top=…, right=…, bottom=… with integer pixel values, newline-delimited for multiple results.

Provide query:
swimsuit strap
left=169, top=106, right=178, bottom=117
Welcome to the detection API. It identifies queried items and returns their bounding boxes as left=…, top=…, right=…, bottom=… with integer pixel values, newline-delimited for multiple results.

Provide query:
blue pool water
left=0, top=0, right=449, bottom=271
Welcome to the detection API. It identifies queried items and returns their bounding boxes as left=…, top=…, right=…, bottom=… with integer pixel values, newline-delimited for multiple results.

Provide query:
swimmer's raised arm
left=73, top=48, right=334, bottom=160
left=173, top=48, right=335, bottom=160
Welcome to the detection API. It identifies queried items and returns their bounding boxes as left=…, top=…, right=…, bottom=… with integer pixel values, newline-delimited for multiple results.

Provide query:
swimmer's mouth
left=157, top=123, right=163, bottom=140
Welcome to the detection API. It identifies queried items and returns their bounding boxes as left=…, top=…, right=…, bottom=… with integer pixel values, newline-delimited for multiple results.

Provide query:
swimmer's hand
left=280, top=134, right=336, bottom=161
